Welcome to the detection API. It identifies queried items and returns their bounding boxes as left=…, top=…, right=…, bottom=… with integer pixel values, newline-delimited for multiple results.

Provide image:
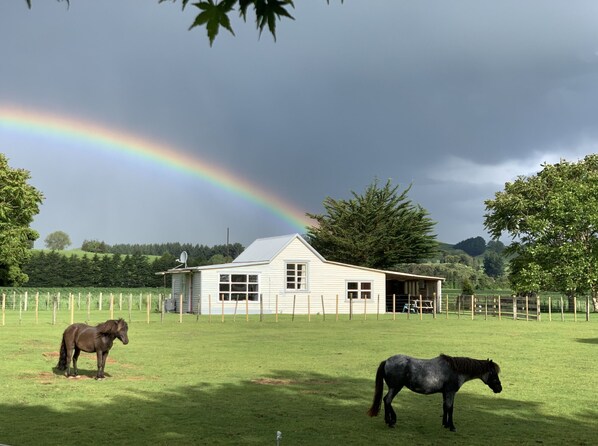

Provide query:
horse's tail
left=56, top=336, right=68, bottom=370
left=367, top=360, right=386, bottom=417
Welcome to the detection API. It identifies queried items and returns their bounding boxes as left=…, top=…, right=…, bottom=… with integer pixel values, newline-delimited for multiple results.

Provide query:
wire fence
left=0, top=290, right=595, bottom=326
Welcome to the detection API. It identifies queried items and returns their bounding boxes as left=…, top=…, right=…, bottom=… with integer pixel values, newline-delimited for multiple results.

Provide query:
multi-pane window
left=286, top=263, right=307, bottom=290
left=219, top=274, right=259, bottom=301
left=347, top=281, right=372, bottom=300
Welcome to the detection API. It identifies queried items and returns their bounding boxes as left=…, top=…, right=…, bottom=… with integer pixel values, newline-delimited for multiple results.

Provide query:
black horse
left=56, top=318, right=129, bottom=379
left=367, top=353, right=502, bottom=431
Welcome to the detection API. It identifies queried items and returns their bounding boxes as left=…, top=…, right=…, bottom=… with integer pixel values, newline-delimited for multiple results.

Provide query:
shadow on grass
left=50, top=366, right=112, bottom=379
left=576, top=338, right=598, bottom=345
left=0, top=370, right=596, bottom=445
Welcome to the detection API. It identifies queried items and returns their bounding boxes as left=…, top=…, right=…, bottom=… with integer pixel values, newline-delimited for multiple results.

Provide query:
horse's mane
left=440, top=354, right=500, bottom=375
left=95, top=319, right=124, bottom=336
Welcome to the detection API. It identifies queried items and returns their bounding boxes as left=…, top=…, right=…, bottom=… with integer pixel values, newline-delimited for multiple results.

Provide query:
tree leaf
left=190, top=1, right=235, bottom=46
left=254, top=0, right=295, bottom=41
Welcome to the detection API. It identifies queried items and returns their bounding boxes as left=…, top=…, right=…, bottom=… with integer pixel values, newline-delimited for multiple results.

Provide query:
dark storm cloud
left=2, top=0, right=598, bottom=247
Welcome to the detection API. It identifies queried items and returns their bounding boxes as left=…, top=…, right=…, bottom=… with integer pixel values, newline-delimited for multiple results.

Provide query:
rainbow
left=0, top=105, right=313, bottom=232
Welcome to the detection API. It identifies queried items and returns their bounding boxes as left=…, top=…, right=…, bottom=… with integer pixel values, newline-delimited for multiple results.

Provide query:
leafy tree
left=306, top=179, right=437, bottom=269
left=453, top=236, right=486, bottom=257
left=44, top=230, right=71, bottom=250
left=82, top=239, right=111, bottom=253
left=484, top=155, right=598, bottom=310
left=483, top=251, right=504, bottom=278
left=26, top=0, right=342, bottom=46
left=0, top=154, right=44, bottom=286
left=486, top=240, right=506, bottom=254
left=461, top=277, right=474, bottom=296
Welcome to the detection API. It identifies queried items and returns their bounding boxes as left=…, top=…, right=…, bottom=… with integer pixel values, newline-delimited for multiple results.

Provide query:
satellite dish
left=176, top=251, right=188, bottom=267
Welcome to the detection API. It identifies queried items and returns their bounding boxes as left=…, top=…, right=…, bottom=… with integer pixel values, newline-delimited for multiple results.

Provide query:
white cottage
left=163, top=234, right=444, bottom=315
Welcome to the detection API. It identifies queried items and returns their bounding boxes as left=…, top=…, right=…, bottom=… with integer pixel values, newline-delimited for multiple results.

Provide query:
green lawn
left=0, top=309, right=596, bottom=445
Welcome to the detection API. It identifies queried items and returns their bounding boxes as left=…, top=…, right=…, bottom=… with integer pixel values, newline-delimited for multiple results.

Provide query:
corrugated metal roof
left=233, top=234, right=298, bottom=263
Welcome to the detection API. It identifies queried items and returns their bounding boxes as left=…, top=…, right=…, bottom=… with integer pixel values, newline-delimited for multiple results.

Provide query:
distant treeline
left=22, top=241, right=247, bottom=288
left=23, top=251, right=174, bottom=288
left=85, top=240, right=245, bottom=265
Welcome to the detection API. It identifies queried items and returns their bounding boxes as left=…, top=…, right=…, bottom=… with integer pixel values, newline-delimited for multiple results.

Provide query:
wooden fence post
left=407, top=295, right=411, bottom=320
left=259, top=294, right=263, bottom=322
left=586, top=296, right=590, bottom=322
left=573, top=296, right=577, bottom=322
left=308, top=294, right=311, bottom=322
left=221, top=294, right=225, bottom=323
left=70, top=294, right=75, bottom=324
left=513, top=296, right=517, bottom=321
left=548, top=296, right=552, bottom=322
left=146, top=294, right=151, bottom=324
left=1, top=293, right=5, bottom=326
left=392, top=294, right=396, bottom=321
left=245, top=296, right=249, bottom=322
left=292, top=295, right=296, bottom=322
left=322, top=295, right=326, bottom=321
left=179, top=294, right=183, bottom=323
left=110, top=293, right=115, bottom=320
left=87, top=294, right=91, bottom=322
left=335, top=294, right=339, bottom=321
left=128, top=293, right=132, bottom=322
left=35, top=293, right=39, bottom=324
left=471, top=295, right=474, bottom=320
left=276, top=295, right=279, bottom=323
left=560, top=296, right=564, bottom=322
left=99, top=292, right=103, bottom=311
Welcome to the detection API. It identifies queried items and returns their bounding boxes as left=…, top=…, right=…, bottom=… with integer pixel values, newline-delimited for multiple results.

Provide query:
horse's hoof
left=450, top=427, right=456, bottom=432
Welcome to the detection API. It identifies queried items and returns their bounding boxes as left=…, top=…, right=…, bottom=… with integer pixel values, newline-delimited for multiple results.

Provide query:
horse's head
left=116, top=319, right=129, bottom=345
left=482, top=359, right=502, bottom=393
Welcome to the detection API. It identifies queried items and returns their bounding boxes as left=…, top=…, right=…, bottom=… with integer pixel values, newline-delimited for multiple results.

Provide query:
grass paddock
left=0, top=311, right=596, bottom=445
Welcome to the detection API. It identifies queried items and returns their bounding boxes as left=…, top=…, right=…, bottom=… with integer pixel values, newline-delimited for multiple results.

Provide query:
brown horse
left=56, top=318, right=129, bottom=379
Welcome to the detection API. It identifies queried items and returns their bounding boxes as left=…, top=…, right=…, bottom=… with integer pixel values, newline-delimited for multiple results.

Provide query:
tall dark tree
left=306, top=179, right=437, bottom=269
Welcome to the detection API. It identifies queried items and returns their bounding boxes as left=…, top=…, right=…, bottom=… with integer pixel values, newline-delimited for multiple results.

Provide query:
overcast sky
left=2, top=1, right=598, bottom=250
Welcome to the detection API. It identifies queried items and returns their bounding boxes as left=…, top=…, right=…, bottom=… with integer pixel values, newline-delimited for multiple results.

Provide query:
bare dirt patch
left=251, top=378, right=295, bottom=386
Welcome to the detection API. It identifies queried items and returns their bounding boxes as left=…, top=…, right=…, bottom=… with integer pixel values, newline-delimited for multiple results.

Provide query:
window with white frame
left=286, top=262, right=307, bottom=290
left=219, top=274, right=259, bottom=301
left=347, top=281, right=372, bottom=300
